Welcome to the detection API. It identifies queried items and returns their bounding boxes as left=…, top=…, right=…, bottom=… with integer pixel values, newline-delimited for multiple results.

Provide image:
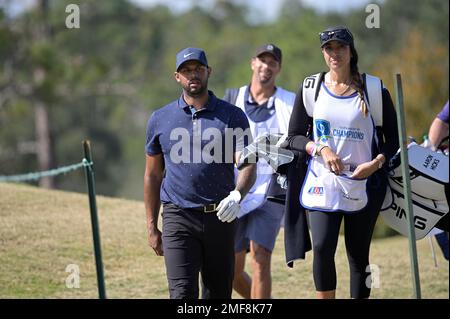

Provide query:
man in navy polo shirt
left=144, top=47, right=256, bottom=299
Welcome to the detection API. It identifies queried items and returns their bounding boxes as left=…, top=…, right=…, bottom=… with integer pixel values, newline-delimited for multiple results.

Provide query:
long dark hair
left=349, top=45, right=368, bottom=117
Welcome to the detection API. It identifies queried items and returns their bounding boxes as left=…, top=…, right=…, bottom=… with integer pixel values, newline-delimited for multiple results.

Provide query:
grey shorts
left=234, top=199, right=284, bottom=253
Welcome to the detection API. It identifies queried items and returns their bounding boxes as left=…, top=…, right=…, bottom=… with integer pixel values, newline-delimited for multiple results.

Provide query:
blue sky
left=4, top=0, right=376, bottom=21
left=130, top=0, right=376, bottom=23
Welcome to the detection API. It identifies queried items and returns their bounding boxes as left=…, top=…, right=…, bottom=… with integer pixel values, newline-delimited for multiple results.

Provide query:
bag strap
left=224, top=87, right=240, bottom=105
left=362, top=73, right=383, bottom=127
left=302, top=72, right=325, bottom=117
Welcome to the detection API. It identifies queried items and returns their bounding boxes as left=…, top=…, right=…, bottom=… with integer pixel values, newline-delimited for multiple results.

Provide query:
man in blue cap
left=144, top=47, right=256, bottom=299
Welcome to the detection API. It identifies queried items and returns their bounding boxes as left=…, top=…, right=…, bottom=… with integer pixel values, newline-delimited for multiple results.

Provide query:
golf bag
left=380, top=143, right=449, bottom=240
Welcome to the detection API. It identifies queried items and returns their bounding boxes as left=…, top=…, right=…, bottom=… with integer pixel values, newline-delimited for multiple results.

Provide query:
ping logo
left=308, top=187, right=324, bottom=195
left=315, top=119, right=331, bottom=141
left=391, top=202, right=427, bottom=230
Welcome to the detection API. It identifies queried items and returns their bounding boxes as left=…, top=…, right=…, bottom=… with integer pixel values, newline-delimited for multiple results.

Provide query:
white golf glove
left=216, top=190, right=241, bottom=223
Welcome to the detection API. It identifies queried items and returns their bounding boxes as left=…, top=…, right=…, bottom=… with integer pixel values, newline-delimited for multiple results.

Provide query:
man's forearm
left=429, top=118, right=449, bottom=148
left=144, top=175, right=162, bottom=231
left=235, top=163, right=256, bottom=199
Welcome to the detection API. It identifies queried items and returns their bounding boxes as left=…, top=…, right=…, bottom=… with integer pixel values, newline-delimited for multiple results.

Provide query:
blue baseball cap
left=175, top=47, right=208, bottom=71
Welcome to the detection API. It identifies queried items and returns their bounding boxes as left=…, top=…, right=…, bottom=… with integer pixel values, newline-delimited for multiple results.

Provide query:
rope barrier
left=0, top=158, right=92, bottom=182
left=0, top=140, right=106, bottom=299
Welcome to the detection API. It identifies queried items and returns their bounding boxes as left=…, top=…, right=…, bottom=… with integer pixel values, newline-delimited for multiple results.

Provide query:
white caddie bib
left=300, top=83, right=375, bottom=213
left=301, top=157, right=369, bottom=212
left=234, top=86, right=294, bottom=217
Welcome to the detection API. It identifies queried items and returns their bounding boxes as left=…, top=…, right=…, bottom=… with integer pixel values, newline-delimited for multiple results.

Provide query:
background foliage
left=0, top=0, right=448, bottom=204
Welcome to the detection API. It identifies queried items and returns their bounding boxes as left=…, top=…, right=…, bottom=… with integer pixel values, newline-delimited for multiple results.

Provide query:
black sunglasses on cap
left=319, top=28, right=353, bottom=47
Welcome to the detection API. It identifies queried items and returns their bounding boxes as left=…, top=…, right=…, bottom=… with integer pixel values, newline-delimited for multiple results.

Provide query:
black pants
left=162, top=204, right=236, bottom=299
left=308, top=172, right=387, bottom=298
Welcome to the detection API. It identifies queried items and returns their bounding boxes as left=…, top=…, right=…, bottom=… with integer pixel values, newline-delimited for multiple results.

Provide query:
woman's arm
left=285, top=85, right=313, bottom=152
left=351, top=88, right=400, bottom=178
left=378, top=88, right=400, bottom=166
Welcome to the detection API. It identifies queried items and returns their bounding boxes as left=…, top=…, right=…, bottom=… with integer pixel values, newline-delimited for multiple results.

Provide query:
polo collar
left=178, top=90, right=217, bottom=112
left=245, top=85, right=277, bottom=109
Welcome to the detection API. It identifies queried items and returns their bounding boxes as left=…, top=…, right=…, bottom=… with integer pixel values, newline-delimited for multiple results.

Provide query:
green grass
left=0, top=182, right=448, bottom=299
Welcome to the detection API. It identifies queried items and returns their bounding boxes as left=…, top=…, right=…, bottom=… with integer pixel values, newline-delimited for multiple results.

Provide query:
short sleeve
left=145, top=112, right=162, bottom=155
left=230, top=107, right=252, bottom=152
left=437, top=100, right=449, bottom=124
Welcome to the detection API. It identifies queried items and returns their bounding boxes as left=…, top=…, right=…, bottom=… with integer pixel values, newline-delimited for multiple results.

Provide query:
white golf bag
left=380, top=143, right=449, bottom=240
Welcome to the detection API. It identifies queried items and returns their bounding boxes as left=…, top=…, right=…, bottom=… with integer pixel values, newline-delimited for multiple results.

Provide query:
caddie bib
left=300, top=83, right=375, bottom=213
left=235, top=86, right=282, bottom=217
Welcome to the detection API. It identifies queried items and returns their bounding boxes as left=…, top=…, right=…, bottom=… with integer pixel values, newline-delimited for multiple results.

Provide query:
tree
left=373, top=29, right=449, bottom=140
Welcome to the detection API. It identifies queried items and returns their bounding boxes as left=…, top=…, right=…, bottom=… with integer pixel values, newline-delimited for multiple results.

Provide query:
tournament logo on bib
left=308, top=186, right=324, bottom=195
left=315, top=119, right=331, bottom=142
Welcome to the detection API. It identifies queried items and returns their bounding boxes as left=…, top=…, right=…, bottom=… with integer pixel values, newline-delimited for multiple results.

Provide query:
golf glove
left=217, top=190, right=241, bottom=223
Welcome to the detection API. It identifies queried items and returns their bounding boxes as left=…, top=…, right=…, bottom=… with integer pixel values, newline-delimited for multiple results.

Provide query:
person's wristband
left=317, top=145, right=328, bottom=156
left=311, top=143, right=318, bottom=157
left=311, top=142, right=325, bottom=157
left=307, top=142, right=316, bottom=157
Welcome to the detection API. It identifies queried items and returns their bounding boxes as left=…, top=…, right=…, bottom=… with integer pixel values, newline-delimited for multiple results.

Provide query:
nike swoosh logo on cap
left=183, top=52, right=195, bottom=58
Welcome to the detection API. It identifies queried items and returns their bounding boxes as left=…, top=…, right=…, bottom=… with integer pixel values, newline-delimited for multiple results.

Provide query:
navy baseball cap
left=175, top=47, right=208, bottom=71
left=319, top=26, right=354, bottom=48
left=255, top=44, right=282, bottom=63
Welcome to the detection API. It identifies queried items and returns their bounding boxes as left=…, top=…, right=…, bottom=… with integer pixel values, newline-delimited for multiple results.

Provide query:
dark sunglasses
left=319, top=29, right=353, bottom=45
